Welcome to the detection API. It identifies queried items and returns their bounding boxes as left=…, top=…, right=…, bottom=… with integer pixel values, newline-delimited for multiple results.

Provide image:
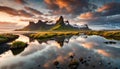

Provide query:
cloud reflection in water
left=0, top=35, right=120, bottom=69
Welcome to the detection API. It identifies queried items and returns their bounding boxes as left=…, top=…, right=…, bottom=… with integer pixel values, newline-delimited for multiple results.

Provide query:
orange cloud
left=79, top=2, right=120, bottom=19
left=55, top=0, right=72, bottom=12
left=44, top=0, right=73, bottom=13
left=97, top=2, right=120, bottom=12
left=97, top=5, right=110, bottom=12
left=79, top=12, right=95, bottom=19
left=44, top=0, right=96, bottom=15
left=81, top=42, right=97, bottom=49
left=97, top=49, right=111, bottom=57
left=97, top=4, right=112, bottom=12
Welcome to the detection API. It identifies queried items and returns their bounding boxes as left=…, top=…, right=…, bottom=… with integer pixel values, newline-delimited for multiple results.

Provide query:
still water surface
left=0, top=34, right=120, bottom=69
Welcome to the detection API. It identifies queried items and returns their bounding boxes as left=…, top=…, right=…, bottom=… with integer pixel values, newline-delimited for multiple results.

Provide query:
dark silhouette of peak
left=51, top=16, right=82, bottom=30
left=36, top=20, right=46, bottom=26
left=17, top=19, right=53, bottom=31
left=29, top=21, right=35, bottom=25
left=65, top=20, right=70, bottom=25
left=56, top=16, right=65, bottom=25
left=38, top=20, right=42, bottom=23
left=57, top=16, right=64, bottom=22
left=60, top=16, right=64, bottom=20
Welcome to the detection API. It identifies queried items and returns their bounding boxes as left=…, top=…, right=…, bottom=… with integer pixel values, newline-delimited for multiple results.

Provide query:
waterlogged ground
left=0, top=34, right=120, bottom=69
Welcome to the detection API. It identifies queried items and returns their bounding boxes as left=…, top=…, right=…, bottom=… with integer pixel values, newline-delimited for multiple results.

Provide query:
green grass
left=29, top=31, right=79, bottom=39
left=0, top=34, right=19, bottom=44
left=50, top=24, right=79, bottom=31
left=10, top=41, right=27, bottom=49
left=28, top=30, right=120, bottom=40
left=84, top=31, right=120, bottom=40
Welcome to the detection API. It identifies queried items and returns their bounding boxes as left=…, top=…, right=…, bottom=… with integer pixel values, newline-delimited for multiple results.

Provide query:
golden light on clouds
left=97, top=49, right=111, bottom=57
left=0, top=12, right=32, bottom=27
left=56, top=0, right=72, bottom=12
left=79, top=12, right=94, bottom=19
left=97, top=6, right=109, bottom=12
left=81, top=42, right=97, bottom=49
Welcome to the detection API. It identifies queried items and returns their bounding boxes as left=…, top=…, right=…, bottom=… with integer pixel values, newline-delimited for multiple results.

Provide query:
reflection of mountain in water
left=0, top=34, right=120, bottom=69
left=37, top=36, right=72, bottom=47
left=11, top=48, right=25, bottom=55
left=0, top=44, right=9, bottom=54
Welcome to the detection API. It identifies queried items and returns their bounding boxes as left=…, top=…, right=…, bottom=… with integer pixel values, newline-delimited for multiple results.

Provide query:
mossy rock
left=10, top=41, right=28, bottom=49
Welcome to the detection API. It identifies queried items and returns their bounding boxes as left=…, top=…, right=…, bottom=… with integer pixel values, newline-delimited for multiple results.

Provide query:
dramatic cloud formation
left=24, top=7, right=43, bottom=15
left=80, top=12, right=98, bottom=19
left=0, top=0, right=120, bottom=30
left=44, top=0, right=97, bottom=15
left=0, top=6, right=18, bottom=16
left=0, top=6, right=34, bottom=17
left=80, top=2, right=120, bottom=19
left=98, top=2, right=120, bottom=16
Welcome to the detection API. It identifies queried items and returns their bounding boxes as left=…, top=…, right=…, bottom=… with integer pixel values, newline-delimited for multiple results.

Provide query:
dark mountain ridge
left=16, top=16, right=90, bottom=31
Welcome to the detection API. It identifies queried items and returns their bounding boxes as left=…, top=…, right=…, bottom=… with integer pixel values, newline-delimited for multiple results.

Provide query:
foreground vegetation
left=27, top=30, right=120, bottom=40
left=10, top=41, right=28, bottom=49
left=29, top=31, right=79, bottom=39
left=0, top=34, right=19, bottom=44
left=84, top=30, right=120, bottom=40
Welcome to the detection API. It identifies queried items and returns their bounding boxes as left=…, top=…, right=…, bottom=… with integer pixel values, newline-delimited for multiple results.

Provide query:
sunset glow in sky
left=0, top=0, right=120, bottom=30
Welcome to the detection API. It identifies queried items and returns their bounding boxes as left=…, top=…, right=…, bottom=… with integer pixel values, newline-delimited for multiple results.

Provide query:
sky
left=0, top=0, right=120, bottom=30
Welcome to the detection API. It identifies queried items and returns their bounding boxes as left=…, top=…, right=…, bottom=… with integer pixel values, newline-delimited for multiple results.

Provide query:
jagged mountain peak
left=56, top=16, right=65, bottom=25
left=59, top=16, right=64, bottom=20
left=38, top=20, right=43, bottom=23
left=16, top=16, right=90, bottom=31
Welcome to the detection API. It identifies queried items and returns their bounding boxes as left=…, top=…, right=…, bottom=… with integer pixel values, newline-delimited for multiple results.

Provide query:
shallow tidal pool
left=0, top=34, right=120, bottom=69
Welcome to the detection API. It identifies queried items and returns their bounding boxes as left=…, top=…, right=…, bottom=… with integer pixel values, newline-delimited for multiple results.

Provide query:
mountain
left=50, top=16, right=79, bottom=31
left=16, top=16, right=90, bottom=31
left=16, top=20, right=52, bottom=31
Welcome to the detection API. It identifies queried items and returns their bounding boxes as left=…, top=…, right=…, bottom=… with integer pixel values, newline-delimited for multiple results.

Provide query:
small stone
left=92, top=65, right=95, bottom=68
left=88, top=56, right=91, bottom=58
left=108, top=62, right=111, bottom=65
left=85, top=63, right=89, bottom=67
left=115, top=67, right=118, bottom=69
left=79, top=57, right=84, bottom=62
left=83, top=60, right=87, bottom=63
left=53, top=61, right=59, bottom=66
left=38, top=65, right=40, bottom=67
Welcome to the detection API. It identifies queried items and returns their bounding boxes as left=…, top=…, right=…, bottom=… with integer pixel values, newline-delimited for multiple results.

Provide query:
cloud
left=44, top=0, right=97, bottom=15
left=0, top=6, right=18, bottom=16
left=14, top=0, right=27, bottom=4
left=79, top=2, right=120, bottom=19
left=97, top=2, right=120, bottom=16
left=24, top=7, right=43, bottom=15
left=79, top=12, right=102, bottom=19
left=17, top=10, right=34, bottom=17
left=79, top=12, right=97, bottom=19
left=0, top=22, right=16, bottom=24
left=97, top=49, right=111, bottom=57
left=0, top=22, right=17, bottom=30
left=0, top=6, right=33, bottom=17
